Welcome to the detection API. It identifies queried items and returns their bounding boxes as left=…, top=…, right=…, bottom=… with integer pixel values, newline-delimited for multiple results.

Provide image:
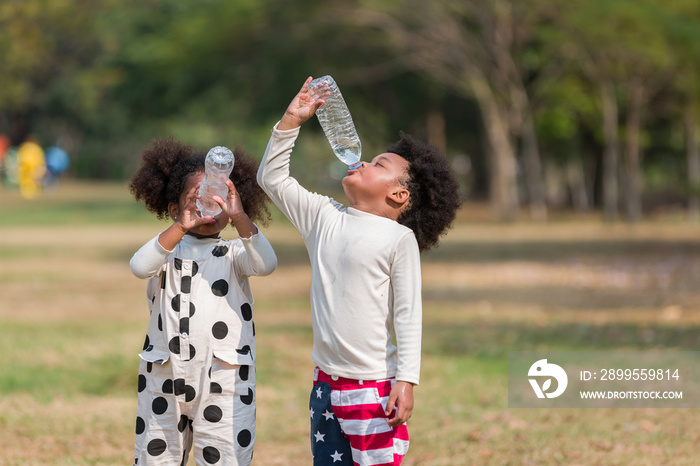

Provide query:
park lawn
left=1, top=181, right=700, bottom=465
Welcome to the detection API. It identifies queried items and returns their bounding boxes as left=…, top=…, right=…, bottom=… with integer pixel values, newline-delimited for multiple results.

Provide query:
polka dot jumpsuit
left=134, top=240, right=259, bottom=465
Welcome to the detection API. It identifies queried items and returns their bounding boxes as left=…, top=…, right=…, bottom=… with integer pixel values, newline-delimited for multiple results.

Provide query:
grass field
left=1, top=181, right=700, bottom=465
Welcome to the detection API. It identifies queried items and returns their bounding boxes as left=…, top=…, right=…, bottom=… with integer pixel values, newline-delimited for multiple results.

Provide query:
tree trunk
left=567, top=154, right=590, bottom=212
left=472, top=77, right=519, bottom=221
left=623, top=82, right=644, bottom=223
left=426, top=106, right=447, bottom=153
left=522, top=111, right=547, bottom=221
left=601, top=81, right=619, bottom=222
left=686, top=108, right=700, bottom=223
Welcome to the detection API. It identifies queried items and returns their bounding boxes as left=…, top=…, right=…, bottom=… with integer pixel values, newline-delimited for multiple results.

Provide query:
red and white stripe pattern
left=319, top=370, right=409, bottom=466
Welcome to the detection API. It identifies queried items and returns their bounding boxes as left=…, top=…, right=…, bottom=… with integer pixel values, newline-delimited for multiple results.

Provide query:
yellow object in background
left=17, top=140, right=46, bottom=199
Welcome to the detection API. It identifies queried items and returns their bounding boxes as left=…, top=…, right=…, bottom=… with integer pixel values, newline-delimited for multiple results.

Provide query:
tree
left=555, top=0, right=674, bottom=222
left=0, top=0, right=120, bottom=142
left=343, top=0, right=559, bottom=220
left=665, top=0, right=700, bottom=221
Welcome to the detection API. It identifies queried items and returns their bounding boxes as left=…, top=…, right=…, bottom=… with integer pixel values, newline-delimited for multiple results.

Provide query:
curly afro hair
left=387, top=133, right=462, bottom=253
left=129, top=136, right=271, bottom=226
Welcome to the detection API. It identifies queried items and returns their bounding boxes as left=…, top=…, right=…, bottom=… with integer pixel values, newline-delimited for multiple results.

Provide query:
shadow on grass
left=423, top=320, right=700, bottom=358
left=422, top=239, right=700, bottom=263
left=424, top=287, right=673, bottom=311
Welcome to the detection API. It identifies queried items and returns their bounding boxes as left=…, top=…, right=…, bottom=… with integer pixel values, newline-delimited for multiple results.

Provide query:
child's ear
left=388, top=187, right=410, bottom=208
left=168, top=202, right=180, bottom=221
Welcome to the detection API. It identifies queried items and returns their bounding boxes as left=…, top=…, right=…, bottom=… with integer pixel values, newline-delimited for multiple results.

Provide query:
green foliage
left=0, top=0, right=699, bottom=206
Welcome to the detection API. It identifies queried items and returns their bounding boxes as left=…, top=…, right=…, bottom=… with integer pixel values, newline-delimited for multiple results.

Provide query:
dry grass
left=1, top=182, right=700, bottom=464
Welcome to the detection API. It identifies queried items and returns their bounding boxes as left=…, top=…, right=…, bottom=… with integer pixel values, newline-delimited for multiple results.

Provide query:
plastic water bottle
left=196, top=146, right=235, bottom=217
left=308, top=75, right=362, bottom=169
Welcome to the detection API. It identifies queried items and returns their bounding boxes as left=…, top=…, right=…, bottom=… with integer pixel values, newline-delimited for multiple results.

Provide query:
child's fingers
left=184, top=183, right=201, bottom=204
left=225, top=179, right=237, bottom=195
left=385, top=394, right=397, bottom=418
left=307, top=84, right=329, bottom=103
left=300, top=76, right=313, bottom=93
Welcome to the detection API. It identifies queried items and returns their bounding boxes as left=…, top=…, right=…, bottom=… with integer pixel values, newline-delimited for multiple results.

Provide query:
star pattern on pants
left=314, top=430, right=326, bottom=443
left=316, top=386, right=323, bottom=399
left=331, top=450, right=344, bottom=462
left=322, top=409, right=334, bottom=420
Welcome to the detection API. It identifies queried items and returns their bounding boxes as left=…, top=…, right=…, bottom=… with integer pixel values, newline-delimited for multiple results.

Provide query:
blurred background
left=1, top=0, right=700, bottom=221
left=3, top=1, right=700, bottom=465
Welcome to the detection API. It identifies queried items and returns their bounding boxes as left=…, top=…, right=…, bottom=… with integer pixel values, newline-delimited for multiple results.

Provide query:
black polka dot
left=157, top=313, right=163, bottom=331
left=240, top=303, right=252, bottom=321
left=169, top=296, right=195, bottom=316
left=142, top=335, right=150, bottom=351
left=162, top=379, right=173, bottom=394
left=172, top=379, right=196, bottom=402
left=135, top=416, right=145, bottom=435
left=236, top=345, right=251, bottom=356
left=147, top=362, right=153, bottom=373
left=185, top=384, right=196, bottom=402
left=239, top=365, right=250, bottom=381
left=180, top=317, right=189, bottom=335
left=240, top=387, right=254, bottom=405
left=138, top=374, right=147, bottom=392
left=203, top=405, right=223, bottom=423
left=181, top=276, right=191, bottom=293
left=152, top=397, right=168, bottom=415
left=252, top=321, right=256, bottom=336
left=210, top=382, right=222, bottom=394
left=174, top=258, right=182, bottom=270
left=212, top=245, right=229, bottom=257
left=203, top=446, right=221, bottom=464
left=189, top=344, right=196, bottom=360
left=211, top=279, right=229, bottom=297
left=169, top=337, right=180, bottom=354
left=178, top=415, right=188, bottom=433
left=212, top=321, right=228, bottom=340
left=171, top=295, right=180, bottom=313
left=147, top=438, right=167, bottom=456
left=191, top=261, right=199, bottom=276
left=174, top=379, right=186, bottom=396
left=237, top=429, right=252, bottom=447
left=160, top=271, right=167, bottom=289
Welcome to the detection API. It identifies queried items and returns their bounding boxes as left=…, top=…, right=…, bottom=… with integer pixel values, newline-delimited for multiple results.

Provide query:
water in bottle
left=308, top=76, right=362, bottom=169
left=196, top=146, right=235, bottom=217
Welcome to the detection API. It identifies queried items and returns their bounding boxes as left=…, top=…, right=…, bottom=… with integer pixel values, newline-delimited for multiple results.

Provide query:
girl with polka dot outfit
left=129, top=138, right=277, bottom=466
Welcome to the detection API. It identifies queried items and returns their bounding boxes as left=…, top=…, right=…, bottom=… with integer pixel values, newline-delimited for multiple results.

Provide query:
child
left=129, top=137, right=277, bottom=466
left=257, top=77, right=461, bottom=466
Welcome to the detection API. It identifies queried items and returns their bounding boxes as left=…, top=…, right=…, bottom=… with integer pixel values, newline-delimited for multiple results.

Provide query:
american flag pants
left=309, top=367, right=410, bottom=466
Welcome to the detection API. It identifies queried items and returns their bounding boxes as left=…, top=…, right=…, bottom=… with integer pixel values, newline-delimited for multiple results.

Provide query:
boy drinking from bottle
left=257, top=77, right=461, bottom=466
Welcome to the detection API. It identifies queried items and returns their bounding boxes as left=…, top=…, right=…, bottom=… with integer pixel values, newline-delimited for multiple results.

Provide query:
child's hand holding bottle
left=279, top=76, right=329, bottom=131
left=212, top=179, right=258, bottom=239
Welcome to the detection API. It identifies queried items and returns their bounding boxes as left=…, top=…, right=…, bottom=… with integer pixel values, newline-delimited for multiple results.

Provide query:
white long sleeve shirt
left=130, top=229, right=277, bottom=303
left=257, top=123, right=422, bottom=384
